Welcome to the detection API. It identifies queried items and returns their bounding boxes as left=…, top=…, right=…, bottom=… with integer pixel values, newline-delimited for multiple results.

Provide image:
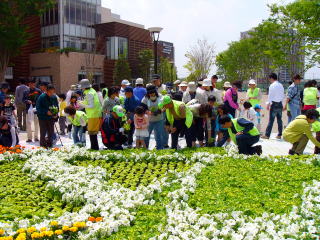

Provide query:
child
left=0, top=116, right=18, bottom=147
left=1, top=95, right=17, bottom=127
left=254, top=104, right=264, bottom=132
left=70, top=95, right=80, bottom=110
left=58, top=94, right=67, bottom=135
left=237, top=101, right=257, bottom=126
left=64, top=106, right=87, bottom=146
left=216, top=104, right=233, bottom=147
left=134, top=106, right=149, bottom=149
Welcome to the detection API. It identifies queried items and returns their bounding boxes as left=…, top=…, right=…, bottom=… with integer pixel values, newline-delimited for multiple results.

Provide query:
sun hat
left=223, top=81, right=232, bottom=88
left=188, top=82, right=197, bottom=92
left=121, top=79, right=131, bottom=86
left=174, top=80, right=181, bottom=85
left=202, top=79, right=212, bottom=87
left=254, top=104, right=263, bottom=110
left=179, top=81, right=188, bottom=87
left=136, top=78, right=144, bottom=85
left=79, top=79, right=91, bottom=89
left=112, top=105, right=125, bottom=117
left=248, top=79, right=257, bottom=85
left=158, top=95, right=172, bottom=109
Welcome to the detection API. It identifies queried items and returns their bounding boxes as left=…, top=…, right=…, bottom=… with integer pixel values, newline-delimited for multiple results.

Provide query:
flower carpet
left=0, top=145, right=320, bottom=240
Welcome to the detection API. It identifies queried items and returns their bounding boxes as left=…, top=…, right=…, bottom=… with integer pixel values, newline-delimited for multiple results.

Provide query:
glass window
left=106, top=37, right=128, bottom=60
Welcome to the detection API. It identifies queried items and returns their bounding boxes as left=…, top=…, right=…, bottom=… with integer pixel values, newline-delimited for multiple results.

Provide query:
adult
left=210, top=75, right=223, bottom=105
left=283, top=109, right=320, bottom=155
left=219, top=115, right=262, bottom=155
left=36, top=84, right=58, bottom=148
left=120, top=79, right=131, bottom=98
left=92, top=83, right=104, bottom=106
left=151, top=74, right=167, bottom=95
left=195, top=79, right=211, bottom=104
left=222, top=81, right=231, bottom=101
left=262, top=73, right=285, bottom=139
left=223, top=81, right=242, bottom=117
left=23, top=79, right=41, bottom=142
left=0, top=116, right=18, bottom=147
left=100, top=83, right=108, bottom=100
left=141, top=86, right=164, bottom=150
left=0, top=83, right=9, bottom=105
left=66, top=85, right=77, bottom=105
left=302, top=80, right=318, bottom=111
left=101, top=105, right=128, bottom=150
left=14, top=78, right=29, bottom=131
left=211, top=75, right=218, bottom=89
left=173, top=80, right=181, bottom=92
left=102, top=87, right=120, bottom=114
left=133, top=78, right=147, bottom=102
left=124, top=86, right=141, bottom=147
left=173, top=81, right=187, bottom=101
left=284, top=74, right=302, bottom=123
left=79, top=79, right=102, bottom=150
left=159, top=96, right=193, bottom=149
left=182, top=82, right=197, bottom=104
left=246, top=79, right=262, bottom=107
left=39, top=82, right=48, bottom=93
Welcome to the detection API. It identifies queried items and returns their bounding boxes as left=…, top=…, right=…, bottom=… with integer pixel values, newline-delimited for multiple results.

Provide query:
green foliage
left=189, top=156, right=320, bottom=217
left=159, top=57, right=177, bottom=83
left=137, top=49, right=154, bottom=81
left=0, top=161, right=75, bottom=221
left=113, top=55, right=132, bottom=86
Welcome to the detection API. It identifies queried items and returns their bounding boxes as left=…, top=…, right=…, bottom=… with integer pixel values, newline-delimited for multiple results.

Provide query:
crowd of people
left=0, top=73, right=319, bottom=155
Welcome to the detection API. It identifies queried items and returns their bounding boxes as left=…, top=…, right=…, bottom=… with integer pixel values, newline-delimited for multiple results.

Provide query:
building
left=7, top=0, right=175, bottom=93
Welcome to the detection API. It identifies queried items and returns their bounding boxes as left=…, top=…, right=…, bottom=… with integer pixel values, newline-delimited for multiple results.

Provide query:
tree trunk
left=0, top=49, right=10, bottom=83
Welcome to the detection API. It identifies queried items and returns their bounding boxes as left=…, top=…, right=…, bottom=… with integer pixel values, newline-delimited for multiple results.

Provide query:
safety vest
left=67, top=111, right=88, bottom=127
left=83, top=88, right=102, bottom=118
left=312, top=108, right=320, bottom=132
left=102, top=88, right=108, bottom=100
left=119, top=96, right=125, bottom=105
left=247, top=88, right=260, bottom=106
left=166, top=100, right=193, bottom=128
left=228, top=118, right=260, bottom=144
left=303, top=87, right=318, bottom=106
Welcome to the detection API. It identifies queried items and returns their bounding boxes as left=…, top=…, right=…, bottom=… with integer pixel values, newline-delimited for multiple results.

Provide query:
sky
left=102, top=0, right=319, bottom=79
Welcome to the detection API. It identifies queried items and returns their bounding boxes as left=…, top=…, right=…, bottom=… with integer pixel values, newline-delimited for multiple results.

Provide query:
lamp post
left=148, top=27, right=163, bottom=74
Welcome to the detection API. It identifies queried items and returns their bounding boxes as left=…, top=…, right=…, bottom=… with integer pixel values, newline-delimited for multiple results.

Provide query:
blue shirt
left=124, top=95, right=140, bottom=119
left=133, top=87, right=147, bottom=102
left=287, top=83, right=300, bottom=106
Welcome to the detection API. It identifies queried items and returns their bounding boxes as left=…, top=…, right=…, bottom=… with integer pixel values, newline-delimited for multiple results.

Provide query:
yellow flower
left=30, top=232, right=40, bottom=239
left=16, top=229, right=25, bottom=234
left=54, top=230, right=63, bottom=235
left=69, top=227, right=78, bottom=232
left=50, top=221, right=59, bottom=227
left=0, top=229, right=4, bottom=235
left=0, top=237, right=13, bottom=240
left=15, top=233, right=26, bottom=240
left=39, top=232, right=45, bottom=238
left=27, top=227, right=36, bottom=233
left=39, top=227, right=47, bottom=232
left=73, top=222, right=86, bottom=228
left=62, top=226, right=69, bottom=232
left=44, top=231, right=54, bottom=237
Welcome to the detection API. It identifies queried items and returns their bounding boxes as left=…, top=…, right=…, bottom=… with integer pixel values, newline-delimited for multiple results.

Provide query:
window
left=106, top=37, right=128, bottom=60
left=81, top=42, right=87, bottom=51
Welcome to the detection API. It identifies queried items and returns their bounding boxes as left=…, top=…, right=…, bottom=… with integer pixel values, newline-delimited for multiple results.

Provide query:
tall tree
left=159, top=57, right=177, bottom=83
left=0, top=0, right=54, bottom=82
left=184, top=38, right=215, bottom=81
left=137, top=49, right=154, bottom=81
left=113, top=55, right=132, bottom=86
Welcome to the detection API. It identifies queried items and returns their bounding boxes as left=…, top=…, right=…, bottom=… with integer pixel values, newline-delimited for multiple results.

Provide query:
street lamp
left=148, top=27, right=163, bottom=74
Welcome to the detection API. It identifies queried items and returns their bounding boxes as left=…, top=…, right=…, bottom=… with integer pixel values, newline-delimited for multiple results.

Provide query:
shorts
left=135, top=129, right=149, bottom=140
left=87, top=118, right=102, bottom=135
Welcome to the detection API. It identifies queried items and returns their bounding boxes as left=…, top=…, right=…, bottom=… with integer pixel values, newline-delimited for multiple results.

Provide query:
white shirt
left=195, top=88, right=207, bottom=104
left=267, top=81, right=285, bottom=104
left=208, top=88, right=223, bottom=104
left=237, top=107, right=257, bottom=126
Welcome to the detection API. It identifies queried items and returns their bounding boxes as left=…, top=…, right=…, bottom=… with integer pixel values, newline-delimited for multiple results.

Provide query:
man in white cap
left=179, top=81, right=188, bottom=93
left=78, top=79, right=102, bottom=150
left=174, top=80, right=181, bottom=92
left=195, top=79, right=211, bottom=104
left=133, top=78, right=147, bottom=102
left=182, top=82, right=197, bottom=104
left=246, top=79, right=262, bottom=107
left=151, top=74, right=167, bottom=95
left=120, top=79, right=131, bottom=98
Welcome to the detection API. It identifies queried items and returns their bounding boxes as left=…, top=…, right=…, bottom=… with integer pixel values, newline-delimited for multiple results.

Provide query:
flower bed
left=0, top=146, right=320, bottom=240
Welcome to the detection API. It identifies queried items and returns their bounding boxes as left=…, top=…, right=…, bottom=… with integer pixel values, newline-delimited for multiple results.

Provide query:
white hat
left=174, top=80, right=181, bottom=85
left=136, top=78, right=144, bottom=85
left=202, top=79, right=212, bottom=87
left=179, top=81, right=188, bottom=87
left=121, top=79, right=131, bottom=86
left=79, top=79, right=91, bottom=89
left=188, top=82, right=197, bottom=92
left=223, top=81, right=232, bottom=88
left=248, top=79, right=257, bottom=85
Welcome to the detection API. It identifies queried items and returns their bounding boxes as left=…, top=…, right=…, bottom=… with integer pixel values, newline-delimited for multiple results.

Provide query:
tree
left=113, top=55, right=132, bottom=86
left=158, top=57, right=177, bottom=83
left=137, top=49, right=154, bottom=82
left=184, top=38, right=215, bottom=81
left=0, top=0, right=54, bottom=82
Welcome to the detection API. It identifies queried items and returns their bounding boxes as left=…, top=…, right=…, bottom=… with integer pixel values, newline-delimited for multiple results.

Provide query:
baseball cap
left=121, top=79, right=131, bottom=86
left=158, top=95, right=172, bottom=109
left=248, top=79, right=257, bottom=85
left=254, top=104, right=263, bottom=110
left=152, top=74, right=161, bottom=81
left=112, top=105, right=125, bottom=117
left=179, top=81, right=188, bottom=87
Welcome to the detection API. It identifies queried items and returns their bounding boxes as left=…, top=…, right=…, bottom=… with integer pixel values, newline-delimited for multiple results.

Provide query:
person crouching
left=0, top=116, right=19, bottom=147
left=64, top=106, right=87, bottom=146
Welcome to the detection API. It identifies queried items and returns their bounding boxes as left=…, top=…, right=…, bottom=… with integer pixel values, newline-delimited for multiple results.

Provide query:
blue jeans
left=288, top=103, right=301, bottom=124
left=265, top=102, right=283, bottom=137
left=145, top=120, right=164, bottom=150
left=73, top=126, right=85, bottom=145
left=236, top=134, right=260, bottom=155
left=217, top=130, right=229, bottom=147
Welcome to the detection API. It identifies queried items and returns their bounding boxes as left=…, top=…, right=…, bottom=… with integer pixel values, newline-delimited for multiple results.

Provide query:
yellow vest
left=83, top=88, right=102, bottom=118
left=166, top=100, right=193, bottom=128
left=303, top=87, right=318, bottom=106
left=67, top=111, right=88, bottom=127
left=312, top=108, right=320, bottom=132
left=247, top=88, right=260, bottom=106
left=228, top=118, right=260, bottom=144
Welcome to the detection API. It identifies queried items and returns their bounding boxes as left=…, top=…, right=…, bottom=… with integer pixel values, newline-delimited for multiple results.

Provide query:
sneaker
left=289, top=149, right=295, bottom=155
left=276, top=136, right=282, bottom=140
left=261, top=136, right=269, bottom=139
left=26, top=139, right=32, bottom=143
left=34, top=138, right=39, bottom=142
left=255, top=145, right=262, bottom=156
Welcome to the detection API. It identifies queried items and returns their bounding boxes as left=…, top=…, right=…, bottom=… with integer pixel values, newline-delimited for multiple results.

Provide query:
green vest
left=228, top=118, right=260, bottom=144
left=102, top=88, right=108, bottom=100
left=83, top=88, right=102, bottom=118
left=312, top=108, right=320, bottom=132
left=166, top=100, right=193, bottom=128
left=67, top=111, right=88, bottom=127
left=303, top=87, right=318, bottom=106
left=247, top=88, right=260, bottom=106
